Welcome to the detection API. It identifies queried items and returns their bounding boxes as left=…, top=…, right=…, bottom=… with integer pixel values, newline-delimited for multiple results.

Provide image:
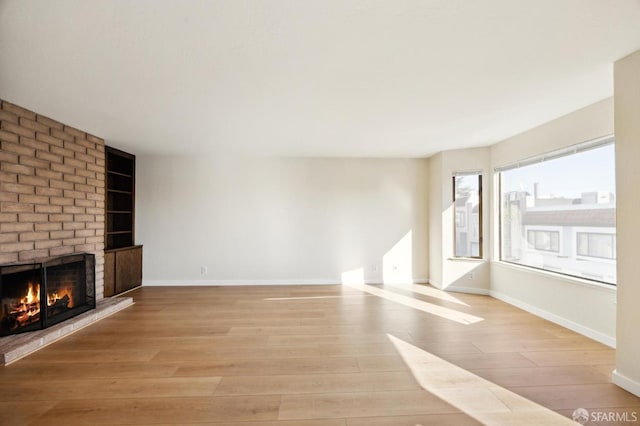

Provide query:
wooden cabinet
left=104, top=250, right=116, bottom=297
left=103, top=246, right=143, bottom=296
left=104, top=146, right=142, bottom=296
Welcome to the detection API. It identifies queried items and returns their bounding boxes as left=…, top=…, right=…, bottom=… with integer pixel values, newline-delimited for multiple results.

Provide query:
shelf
left=106, top=148, right=134, bottom=176
left=107, top=170, right=133, bottom=178
left=105, top=244, right=143, bottom=254
left=106, top=146, right=136, bottom=251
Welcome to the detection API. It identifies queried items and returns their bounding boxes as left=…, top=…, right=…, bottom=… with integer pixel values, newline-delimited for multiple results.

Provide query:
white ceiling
left=1, top=1, right=640, bottom=157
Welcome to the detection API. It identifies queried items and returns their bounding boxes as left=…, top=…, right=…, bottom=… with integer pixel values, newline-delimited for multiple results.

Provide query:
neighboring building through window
left=527, top=230, right=560, bottom=252
left=498, top=138, right=616, bottom=284
left=453, top=173, right=482, bottom=258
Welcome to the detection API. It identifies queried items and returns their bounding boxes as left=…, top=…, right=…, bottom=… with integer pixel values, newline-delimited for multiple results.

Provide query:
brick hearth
left=0, top=296, right=133, bottom=365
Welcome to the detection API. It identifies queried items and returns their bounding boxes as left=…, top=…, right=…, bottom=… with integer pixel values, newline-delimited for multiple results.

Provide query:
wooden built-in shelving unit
left=104, top=146, right=142, bottom=296
left=106, top=147, right=135, bottom=250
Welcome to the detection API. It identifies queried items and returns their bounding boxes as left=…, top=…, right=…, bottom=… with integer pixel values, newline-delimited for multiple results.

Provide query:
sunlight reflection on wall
left=383, top=230, right=413, bottom=286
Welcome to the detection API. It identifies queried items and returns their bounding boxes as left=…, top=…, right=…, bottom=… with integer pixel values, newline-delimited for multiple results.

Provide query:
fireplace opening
left=0, top=253, right=96, bottom=337
left=0, top=264, right=43, bottom=335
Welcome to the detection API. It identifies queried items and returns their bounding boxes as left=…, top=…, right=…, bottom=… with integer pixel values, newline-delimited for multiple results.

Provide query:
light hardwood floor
left=0, top=284, right=638, bottom=425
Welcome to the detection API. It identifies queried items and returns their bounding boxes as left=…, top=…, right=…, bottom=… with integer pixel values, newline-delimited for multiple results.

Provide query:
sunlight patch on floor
left=344, top=282, right=483, bottom=325
left=387, top=334, right=577, bottom=425
left=384, top=282, right=470, bottom=307
left=264, top=295, right=371, bottom=301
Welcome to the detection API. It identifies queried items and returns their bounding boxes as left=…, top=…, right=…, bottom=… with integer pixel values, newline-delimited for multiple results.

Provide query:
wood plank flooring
left=0, top=284, right=638, bottom=425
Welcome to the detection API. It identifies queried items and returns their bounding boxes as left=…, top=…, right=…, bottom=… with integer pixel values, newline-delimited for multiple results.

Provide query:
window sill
left=493, top=260, right=616, bottom=292
left=448, top=257, right=487, bottom=262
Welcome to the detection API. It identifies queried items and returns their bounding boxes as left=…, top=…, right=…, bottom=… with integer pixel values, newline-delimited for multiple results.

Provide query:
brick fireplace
left=0, top=99, right=105, bottom=300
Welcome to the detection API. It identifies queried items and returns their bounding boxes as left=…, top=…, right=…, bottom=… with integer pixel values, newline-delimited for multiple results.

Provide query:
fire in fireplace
left=0, top=253, right=96, bottom=336
left=10, top=282, right=41, bottom=330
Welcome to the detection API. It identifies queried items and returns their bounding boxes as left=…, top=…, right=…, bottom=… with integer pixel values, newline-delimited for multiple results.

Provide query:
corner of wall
left=612, top=370, right=640, bottom=398
left=427, top=147, right=491, bottom=292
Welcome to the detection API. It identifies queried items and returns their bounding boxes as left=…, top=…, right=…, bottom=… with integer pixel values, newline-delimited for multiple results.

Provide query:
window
left=453, top=173, right=482, bottom=258
left=528, top=230, right=560, bottom=252
left=577, top=232, right=616, bottom=260
left=498, top=138, right=616, bottom=284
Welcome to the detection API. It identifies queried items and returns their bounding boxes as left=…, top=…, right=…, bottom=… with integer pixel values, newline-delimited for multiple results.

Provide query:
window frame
left=452, top=172, right=483, bottom=259
left=496, top=136, right=616, bottom=286
left=576, top=232, right=616, bottom=260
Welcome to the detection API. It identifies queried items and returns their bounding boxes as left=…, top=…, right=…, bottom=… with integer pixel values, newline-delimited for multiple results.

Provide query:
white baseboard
left=490, top=290, right=616, bottom=348
left=427, top=279, right=442, bottom=289
left=613, top=370, right=640, bottom=397
left=143, top=279, right=342, bottom=286
left=445, top=285, right=490, bottom=295
left=143, top=278, right=432, bottom=287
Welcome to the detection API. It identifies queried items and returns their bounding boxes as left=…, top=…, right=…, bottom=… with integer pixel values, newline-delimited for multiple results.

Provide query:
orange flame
left=22, top=282, right=40, bottom=306
left=47, top=286, right=74, bottom=308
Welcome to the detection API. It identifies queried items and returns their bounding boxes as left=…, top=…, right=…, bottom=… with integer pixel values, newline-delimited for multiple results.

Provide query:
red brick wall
left=0, top=99, right=105, bottom=299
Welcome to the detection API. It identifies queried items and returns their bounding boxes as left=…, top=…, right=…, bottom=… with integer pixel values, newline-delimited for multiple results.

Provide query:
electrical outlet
left=201, top=266, right=208, bottom=275
left=372, top=265, right=378, bottom=272
left=468, top=272, right=474, bottom=280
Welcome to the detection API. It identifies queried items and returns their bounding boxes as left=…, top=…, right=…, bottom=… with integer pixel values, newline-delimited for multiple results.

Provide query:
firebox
left=0, top=253, right=96, bottom=337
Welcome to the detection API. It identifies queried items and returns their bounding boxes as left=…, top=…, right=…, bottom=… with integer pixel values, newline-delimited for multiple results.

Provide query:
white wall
left=136, top=156, right=429, bottom=285
left=489, top=98, right=617, bottom=346
left=613, top=50, right=640, bottom=396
